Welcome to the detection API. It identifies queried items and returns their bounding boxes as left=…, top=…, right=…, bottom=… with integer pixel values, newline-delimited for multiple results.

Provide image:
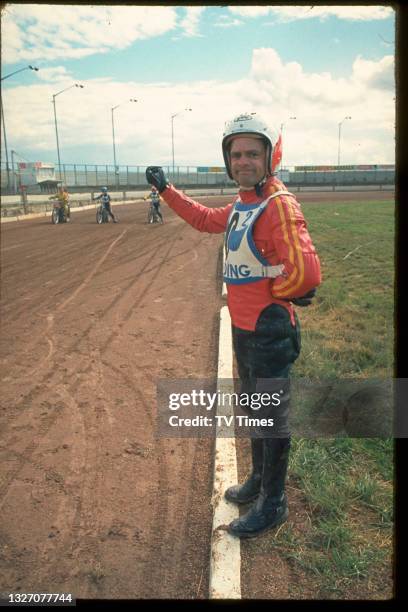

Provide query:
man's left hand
left=291, top=288, right=317, bottom=307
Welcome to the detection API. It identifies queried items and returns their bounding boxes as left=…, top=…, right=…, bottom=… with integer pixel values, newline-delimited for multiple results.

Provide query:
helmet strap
left=257, top=149, right=272, bottom=194
left=255, top=176, right=267, bottom=197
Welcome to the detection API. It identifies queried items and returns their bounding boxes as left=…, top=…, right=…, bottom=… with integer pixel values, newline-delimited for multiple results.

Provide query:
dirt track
left=1, top=200, right=224, bottom=599
left=0, top=190, right=394, bottom=600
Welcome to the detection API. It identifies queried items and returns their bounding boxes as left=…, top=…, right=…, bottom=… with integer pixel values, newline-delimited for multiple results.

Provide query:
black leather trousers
left=232, top=303, right=301, bottom=496
left=232, top=303, right=300, bottom=436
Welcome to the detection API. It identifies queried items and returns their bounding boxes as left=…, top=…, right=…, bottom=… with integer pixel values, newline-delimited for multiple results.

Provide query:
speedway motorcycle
left=96, top=202, right=110, bottom=224
left=51, top=202, right=70, bottom=224
left=148, top=203, right=163, bottom=224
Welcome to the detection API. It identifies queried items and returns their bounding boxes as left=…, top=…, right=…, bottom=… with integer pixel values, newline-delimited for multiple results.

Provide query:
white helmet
left=222, top=113, right=279, bottom=180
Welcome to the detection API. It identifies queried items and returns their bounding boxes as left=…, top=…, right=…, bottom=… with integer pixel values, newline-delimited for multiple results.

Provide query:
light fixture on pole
left=171, top=108, right=192, bottom=177
left=280, top=116, right=296, bottom=172
left=111, top=98, right=138, bottom=187
left=338, top=116, right=352, bottom=167
left=1, top=65, right=39, bottom=192
left=52, top=83, right=85, bottom=183
left=1, top=65, right=39, bottom=82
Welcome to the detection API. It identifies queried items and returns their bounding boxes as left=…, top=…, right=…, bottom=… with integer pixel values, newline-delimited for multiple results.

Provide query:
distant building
left=18, top=162, right=59, bottom=193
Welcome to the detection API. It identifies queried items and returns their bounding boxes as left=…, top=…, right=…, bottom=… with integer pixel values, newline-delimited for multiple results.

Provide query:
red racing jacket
left=161, top=176, right=321, bottom=331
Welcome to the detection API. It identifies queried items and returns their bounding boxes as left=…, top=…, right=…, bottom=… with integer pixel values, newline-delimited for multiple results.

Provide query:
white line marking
left=209, top=305, right=241, bottom=599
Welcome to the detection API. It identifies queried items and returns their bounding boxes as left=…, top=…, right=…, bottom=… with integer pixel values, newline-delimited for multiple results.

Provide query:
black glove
left=291, top=288, right=317, bottom=307
left=146, top=167, right=170, bottom=193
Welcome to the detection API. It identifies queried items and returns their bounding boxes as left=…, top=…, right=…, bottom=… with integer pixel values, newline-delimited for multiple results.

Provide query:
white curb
left=209, top=305, right=241, bottom=599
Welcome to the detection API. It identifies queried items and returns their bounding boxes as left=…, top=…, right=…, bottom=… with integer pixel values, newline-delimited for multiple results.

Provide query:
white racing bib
left=223, top=190, right=293, bottom=285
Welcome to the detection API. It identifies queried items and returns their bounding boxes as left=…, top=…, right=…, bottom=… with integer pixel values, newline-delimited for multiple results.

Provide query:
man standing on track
left=146, top=112, right=321, bottom=539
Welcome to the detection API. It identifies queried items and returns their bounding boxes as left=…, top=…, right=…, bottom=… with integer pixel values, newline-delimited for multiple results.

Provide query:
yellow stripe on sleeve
left=273, top=197, right=305, bottom=296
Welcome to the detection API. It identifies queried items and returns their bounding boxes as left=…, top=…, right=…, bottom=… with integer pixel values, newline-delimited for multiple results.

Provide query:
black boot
left=225, top=438, right=263, bottom=504
left=228, top=438, right=290, bottom=538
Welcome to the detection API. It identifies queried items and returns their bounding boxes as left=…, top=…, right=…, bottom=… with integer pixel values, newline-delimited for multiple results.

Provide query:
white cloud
left=248, top=47, right=395, bottom=109
left=214, top=16, right=243, bottom=28
left=1, top=4, right=179, bottom=64
left=1, top=47, right=395, bottom=167
left=178, top=6, right=205, bottom=37
left=228, top=7, right=272, bottom=18
left=230, top=5, right=394, bottom=22
left=34, top=66, right=73, bottom=82
left=352, top=55, right=394, bottom=91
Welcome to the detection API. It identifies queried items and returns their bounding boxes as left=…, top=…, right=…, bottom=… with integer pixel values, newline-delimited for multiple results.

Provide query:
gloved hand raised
left=291, top=288, right=317, bottom=307
left=146, top=167, right=170, bottom=193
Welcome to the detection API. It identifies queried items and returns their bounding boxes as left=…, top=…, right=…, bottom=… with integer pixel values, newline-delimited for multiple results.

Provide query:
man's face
left=229, top=136, right=267, bottom=188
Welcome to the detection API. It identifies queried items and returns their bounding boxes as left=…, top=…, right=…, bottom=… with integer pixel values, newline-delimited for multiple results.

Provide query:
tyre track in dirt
left=29, top=384, right=89, bottom=592
left=0, top=230, right=174, bottom=423
left=1, top=207, right=222, bottom=594
left=36, top=232, right=187, bottom=596
left=0, top=228, right=163, bottom=333
left=54, top=228, right=218, bottom=597
left=0, top=201, right=223, bottom=597
left=1, top=216, right=194, bottom=475
left=113, top=242, right=221, bottom=597
left=3, top=229, right=129, bottom=383
left=18, top=224, right=161, bottom=594
left=77, top=227, right=218, bottom=597
left=114, top=357, right=199, bottom=597
left=0, top=221, right=187, bottom=371
left=58, top=232, right=208, bottom=597
left=1, top=225, right=162, bottom=465
left=0, top=228, right=177, bottom=501
left=0, top=230, right=136, bottom=523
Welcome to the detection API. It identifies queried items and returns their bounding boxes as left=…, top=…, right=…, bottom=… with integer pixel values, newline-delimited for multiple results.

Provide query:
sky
left=1, top=4, right=396, bottom=170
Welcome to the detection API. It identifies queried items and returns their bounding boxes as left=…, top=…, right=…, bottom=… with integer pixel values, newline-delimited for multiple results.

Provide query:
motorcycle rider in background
left=49, top=186, right=70, bottom=221
left=93, top=187, right=118, bottom=223
left=144, top=186, right=164, bottom=223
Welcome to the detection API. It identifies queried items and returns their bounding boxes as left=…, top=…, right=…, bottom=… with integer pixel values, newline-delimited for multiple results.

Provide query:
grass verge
left=245, top=199, right=395, bottom=599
